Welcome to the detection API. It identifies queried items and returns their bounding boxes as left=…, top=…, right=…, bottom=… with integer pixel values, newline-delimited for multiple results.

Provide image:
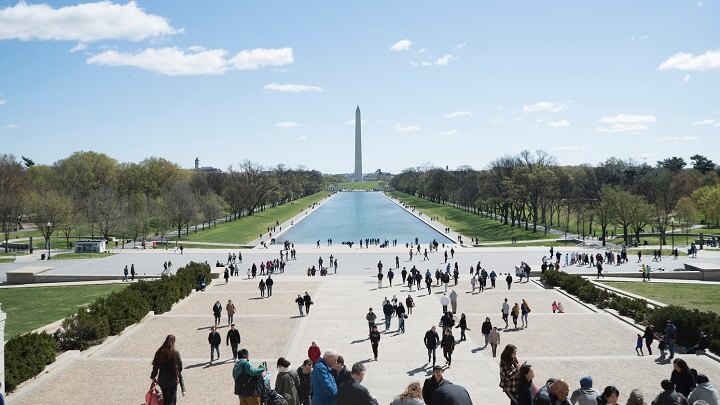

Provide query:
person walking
left=226, top=324, right=241, bottom=361
left=304, top=292, right=313, bottom=315
left=456, top=313, right=469, bottom=342
left=275, top=357, right=301, bottom=405
left=441, top=328, right=455, bottom=367
left=259, top=279, right=266, bottom=298
left=424, top=325, right=441, bottom=366
left=208, top=326, right=221, bottom=363
left=665, top=320, right=678, bottom=359
left=511, top=303, right=520, bottom=329
left=489, top=327, right=501, bottom=358
left=308, top=341, right=322, bottom=364
left=366, top=308, right=377, bottom=334
left=406, top=295, right=415, bottom=315
left=481, top=317, right=493, bottom=347
left=212, top=300, right=222, bottom=327
left=506, top=273, right=512, bottom=290
left=151, top=335, right=184, bottom=405
left=499, top=344, right=520, bottom=405
left=388, top=269, right=395, bottom=287
left=423, top=366, right=448, bottom=405
left=377, top=270, right=384, bottom=289
left=383, top=300, right=394, bottom=331
left=449, top=290, right=458, bottom=314
left=224, top=268, right=230, bottom=284
left=643, top=324, right=655, bottom=356
left=123, top=265, right=128, bottom=282
left=520, top=299, right=531, bottom=328
left=131, top=264, right=136, bottom=281
left=311, top=350, right=339, bottom=405
left=297, top=359, right=313, bottom=405
left=391, top=381, right=425, bottom=405
left=296, top=295, right=306, bottom=316
left=233, top=349, right=266, bottom=405
left=226, top=300, right=236, bottom=325
left=501, top=298, right=510, bottom=329
left=370, top=325, right=381, bottom=361
left=266, top=275, right=274, bottom=297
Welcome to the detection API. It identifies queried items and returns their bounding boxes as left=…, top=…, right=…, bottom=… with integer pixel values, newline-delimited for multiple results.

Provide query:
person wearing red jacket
left=308, top=340, right=321, bottom=364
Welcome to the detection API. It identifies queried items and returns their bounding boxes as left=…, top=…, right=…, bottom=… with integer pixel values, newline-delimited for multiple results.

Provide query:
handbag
left=146, top=382, right=163, bottom=405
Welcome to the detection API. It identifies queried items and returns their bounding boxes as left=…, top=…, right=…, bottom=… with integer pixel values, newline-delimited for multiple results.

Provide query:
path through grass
left=0, top=284, right=128, bottom=339
left=183, top=191, right=330, bottom=244
left=389, top=191, right=548, bottom=242
left=598, top=281, right=720, bottom=314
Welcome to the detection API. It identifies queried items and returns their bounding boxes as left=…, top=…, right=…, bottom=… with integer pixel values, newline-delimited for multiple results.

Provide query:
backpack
left=262, top=388, right=289, bottom=405
left=234, top=371, right=263, bottom=397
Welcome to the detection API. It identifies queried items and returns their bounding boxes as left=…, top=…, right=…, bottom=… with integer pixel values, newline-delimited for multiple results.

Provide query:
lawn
left=333, top=181, right=386, bottom=190
left=389, top=191, right=548, bottom=242
left=0, top=284, right=128, bottom=339
left=485, top=241, right=582, bottom=248
left=182, top=191, right=331, bottom=244
left=598, top=281, right=720, bottom=314
left=49, top=252, right=116, bottom=260
left=0, top=258, right=15, bottom=263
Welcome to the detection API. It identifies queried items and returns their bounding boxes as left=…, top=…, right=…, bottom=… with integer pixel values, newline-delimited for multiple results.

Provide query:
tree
left=27, top=189, right=72, bottom=249
left=0, top=155, right=31, bottom=252
left=657, top=157, right=686, bottom=172
left=692, top=185, right=720, bottom=227
left=690, top=154, right=716, bottom=174
left=596, top=186, right=617, bottom=246
left=674, top=197, right=697, bottom=236
left=164, top=182, right=197, bottom=241
left=628, top=197, right=654, bottom=245
left=89, top=187, right=125, bottom=241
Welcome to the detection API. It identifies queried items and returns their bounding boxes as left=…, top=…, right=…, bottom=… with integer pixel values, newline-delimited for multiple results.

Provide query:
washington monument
left=354, top=105, right=363, bottom=181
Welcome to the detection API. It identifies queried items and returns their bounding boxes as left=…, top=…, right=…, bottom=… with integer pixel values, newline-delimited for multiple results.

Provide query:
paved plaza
left=7, top=246, right=720, bottom=404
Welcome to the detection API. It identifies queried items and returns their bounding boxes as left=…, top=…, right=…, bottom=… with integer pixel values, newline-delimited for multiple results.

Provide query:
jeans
left=210, top=344, right=220, bottom=361
left=298, top=304, right=304, bottom=316
left=371, top=342, right=378, bottom=359
left=305, top=304, right=311, bottom=314
left=521, top=313, right=528, bottom=327
left=214, top=314, right=221, bottom=325
left=443, top=349, right=452, bottom=365
left=460, top=327, right=466, bottom=341
left=160, top=384, right=178, bottom=405
left=260, top=288, right=265, bottom=297
left=442, top=305, right=448, bottom=313
left=368, top=322, right=374, bottom=334
left=384, top=315, right=391, bottom=330
left=230, top=343, right=238, bottom=360
left=668, top=338, right=675, bottom=357
left=491, top=343, right=498, bottom=357
left=228, top=314, right=234, bottom=325
left=267, top=286, right=272, bottom=297
left=427, top=347, right=437, bottom=365
left=483, top=333, right=489, bottom=346
left=399, top=318, right=405, bottom=332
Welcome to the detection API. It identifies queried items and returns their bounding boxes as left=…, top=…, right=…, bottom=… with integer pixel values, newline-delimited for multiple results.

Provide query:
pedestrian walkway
left=9, top=258, right=720, bottom=404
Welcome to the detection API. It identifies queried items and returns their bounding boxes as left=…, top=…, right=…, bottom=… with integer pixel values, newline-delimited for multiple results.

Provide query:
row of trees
left=391, top=151, right=720, bottom=246
left=0, top=152, right=324, bottom=251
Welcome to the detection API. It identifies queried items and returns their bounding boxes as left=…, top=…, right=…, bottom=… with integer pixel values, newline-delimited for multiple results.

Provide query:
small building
left=74, top=240, right=106, bottom=253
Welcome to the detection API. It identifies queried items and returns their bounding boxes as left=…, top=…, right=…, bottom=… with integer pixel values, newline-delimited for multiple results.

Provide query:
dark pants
left=214, top=314, right=220, bottom=325
left=231, top=343, right=239, bottom=360
left=443, top=349, right=452, bottom=365
left=268, top=286, right=273, bottom=297
left=161, top=384, right=178, bottom=405
left=368, top=322, right=374, bottom=333
left=491, top=343, right=498, bottom=357
left=645, top=340, right=653, bottom=355
left=427, top=347, right=436, bottom=365
left=305, top=303, right=311, bottom=314
left=371, top=343, right=378, bottom=359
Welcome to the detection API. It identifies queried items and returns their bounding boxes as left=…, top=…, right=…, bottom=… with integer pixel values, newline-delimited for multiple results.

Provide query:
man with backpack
left=233, top=349, right=266, bottom=405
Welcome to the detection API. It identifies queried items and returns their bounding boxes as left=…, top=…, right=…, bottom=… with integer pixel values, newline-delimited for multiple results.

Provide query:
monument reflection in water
left=277, top=192, right=454, bottom=245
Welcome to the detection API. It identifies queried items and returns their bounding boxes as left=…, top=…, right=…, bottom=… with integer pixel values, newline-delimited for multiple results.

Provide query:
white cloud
left=656, top=136, right=699, bottom=143
left=263, top=83, right=322, bottom=93
left=86, top=47, right=230, bottom=76
left=0, top=98, right=5, bottom=106
left=390, top=39, right=412, bottom=52
left=70, top=42, right=87, bottom=53
left=443, top=111, right=473, bottom=118
left=294, top=136, right=307, bottom=141
left=230, top=47, right=293, bottom=70
left=433, top=130, right=458, bottom=136
left=393, top=124, right=421, bottom=133
left=418, top=48, right=426, bottom=54
left=2, top=124, right=18, bottom=129
left=630, top=35, right=649, bottom=41
left=523, top=101, right=568, bottom=113
left=275, top=121, right=299, bottom=129
left=691, top=119, right=716, bottom=126
left=435, top=54, right=454, bottom=65
left=550, top=145, right=583, bottom=151
left=345, top=119, right=367, bottom=125
left=548, top=119, right=571, bottom=128
left=596, top=114, right=656, bottom=133
left=682, top=74, right=692, bottom=83
left=658, top=50, right=720, bottom=71
left=0, top=1, right=178, bottom=42
left=453, top=43, right=467, bottom=50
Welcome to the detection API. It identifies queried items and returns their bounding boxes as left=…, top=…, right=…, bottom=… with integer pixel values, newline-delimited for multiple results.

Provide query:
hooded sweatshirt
left=687, top=382, right=719, bottom=405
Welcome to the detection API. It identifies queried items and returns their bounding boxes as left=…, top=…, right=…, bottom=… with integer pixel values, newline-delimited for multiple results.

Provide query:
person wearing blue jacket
left=312, top=349, right=339, bottom=405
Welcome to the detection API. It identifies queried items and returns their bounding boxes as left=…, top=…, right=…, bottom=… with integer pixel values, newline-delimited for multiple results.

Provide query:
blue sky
left=1, top=0, right=718, bottom=174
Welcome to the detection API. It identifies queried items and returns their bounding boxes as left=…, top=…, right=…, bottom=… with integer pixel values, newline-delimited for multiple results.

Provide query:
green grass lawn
left=0, top=284, right=128, bottom=339
left=333, top=181, right=386, bottom=190
left=49, top=252, right=116, bottom=260
left=0, top=258, right=15, bottom=263
left=182, top=191, right=330, bottom=244
left=598, top=281, right=720, bottom=314
left=485, top=241, right=582, bottom=248
left=389, top=191, right=549, bottom=242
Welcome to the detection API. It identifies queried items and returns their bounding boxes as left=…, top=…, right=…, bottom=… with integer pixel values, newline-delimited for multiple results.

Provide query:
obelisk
left=354, top=105, right=363, bottom=181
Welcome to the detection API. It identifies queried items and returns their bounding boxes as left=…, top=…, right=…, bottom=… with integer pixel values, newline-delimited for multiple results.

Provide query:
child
left=636, top=333, right=644, bottom=356
left=658, top=335, right=667, bottom=360
left=551, top=301, right=558, bottom=313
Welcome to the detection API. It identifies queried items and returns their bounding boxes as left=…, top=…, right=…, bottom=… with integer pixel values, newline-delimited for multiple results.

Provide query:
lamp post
left=671, top=218, right=675, bottom=252
left=46, top=222, right=52, bottom=260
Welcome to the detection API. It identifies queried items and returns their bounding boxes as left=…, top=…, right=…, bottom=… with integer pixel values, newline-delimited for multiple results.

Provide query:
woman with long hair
left=670, top=358, right=696, bottom=398
left=150, top=334, right=183, bottom=405
left=391, top=381, right=425, bottom=405
left=499, top=344, right=520, bottom=404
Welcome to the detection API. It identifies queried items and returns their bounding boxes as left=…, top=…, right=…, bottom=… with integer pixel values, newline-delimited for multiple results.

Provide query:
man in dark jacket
left=424, top=326, right=440, bottom=366
left=369, top=326, right=381, bottom=360
left=432, top=382, right=473, bottom=405
left=208, top=326, right=221, bottom=363
left=297, top=359, right=313, bottom=405
left=333, top=356, right=352, bottom=386
left=226, top=324, right=241, bottom=360
left=535, top=379, right=571, bottom=405
left=266, top=275, right=274, bottom=297
left=423, top=366, right=448, bottom=404
left=653, top=379, right=689, bottom=405
left=382, top=301, right=394, bottom=331
left=337, top=362, right=378, bottom=405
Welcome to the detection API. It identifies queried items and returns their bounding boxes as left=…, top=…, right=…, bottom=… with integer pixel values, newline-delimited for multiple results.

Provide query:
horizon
left=1, top=1, right=718, bottom=172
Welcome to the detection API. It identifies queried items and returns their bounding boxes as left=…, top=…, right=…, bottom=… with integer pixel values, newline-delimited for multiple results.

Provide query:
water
left=277, top=192, right=454, bottom=244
